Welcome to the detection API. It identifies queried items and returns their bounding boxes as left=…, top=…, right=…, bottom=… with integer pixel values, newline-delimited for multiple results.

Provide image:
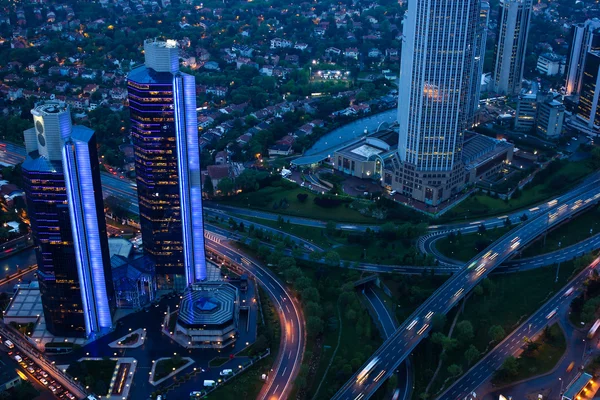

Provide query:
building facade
left=565, top=19, right=600, bottom=96
left=514, top=93, right=538, bottom=131
left=537, top=97, right=565, bottom=138
left=492, top=0, right=533, bottom=96
left=395, top=0, right=484, bottom=205
left=22, top=102, right=114, bottom=338
left=576, top=51, right=600, bottom=129
left=127, top=39, right=206, bottom=290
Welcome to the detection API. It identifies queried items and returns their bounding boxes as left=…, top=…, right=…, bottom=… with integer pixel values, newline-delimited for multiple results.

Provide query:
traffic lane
left=364, top=287, right=397, bottom=338
left=438, top=258, right=600, bottom=400
left=205, top=241, right=304, bottom=400
left=333, top=186, right=600, bottom=399
left=0, top=328, right=86, bottom=399
left=0, top=348, right=55, bottom=399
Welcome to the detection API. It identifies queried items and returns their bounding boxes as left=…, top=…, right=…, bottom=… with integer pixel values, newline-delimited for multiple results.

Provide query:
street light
left=555, top=241, right=562, bottom=283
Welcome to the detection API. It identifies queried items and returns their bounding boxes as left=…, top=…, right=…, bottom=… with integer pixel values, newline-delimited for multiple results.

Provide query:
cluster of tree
left=571, top=255, right=600, bottom=323
left=66, top=358, right=116, bottom=396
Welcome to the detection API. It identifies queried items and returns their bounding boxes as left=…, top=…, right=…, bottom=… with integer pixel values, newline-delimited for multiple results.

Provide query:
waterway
left=0, top=248, right=36, bottom=279
left=293, top=108, right=397, bottom=165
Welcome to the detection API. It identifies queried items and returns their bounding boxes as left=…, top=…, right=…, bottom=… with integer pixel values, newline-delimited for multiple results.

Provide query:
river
left=0, top=248, right=36, bottom=279
left=293, top=108, right=397, bottom=165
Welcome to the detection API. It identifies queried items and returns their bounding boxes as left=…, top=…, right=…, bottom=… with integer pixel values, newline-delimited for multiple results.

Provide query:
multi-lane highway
left=437, top=256, right=600, bottom=400
left=331, top=184, right=600, bottom=400
left=204, top=238, right=305, bottom=400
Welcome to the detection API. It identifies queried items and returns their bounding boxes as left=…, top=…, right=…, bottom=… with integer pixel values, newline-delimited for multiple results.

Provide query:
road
left=204, top=239, right=305, bottom=400
left=331, top=183, right=600, bottom=400
left=363, top=286, right=414, bottom=400
left=437, top=257, right=600, bottom=400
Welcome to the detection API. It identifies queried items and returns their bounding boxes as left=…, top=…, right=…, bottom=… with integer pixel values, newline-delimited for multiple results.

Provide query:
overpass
left=331, top=183, right=600, bottom=400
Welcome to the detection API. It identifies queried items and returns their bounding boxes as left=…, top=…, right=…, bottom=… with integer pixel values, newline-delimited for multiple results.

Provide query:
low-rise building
left=537, top=53, right=565, bottom=76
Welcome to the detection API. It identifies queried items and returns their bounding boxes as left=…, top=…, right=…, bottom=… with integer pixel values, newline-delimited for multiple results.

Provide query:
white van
left=203, top=380, right=216, bottom=387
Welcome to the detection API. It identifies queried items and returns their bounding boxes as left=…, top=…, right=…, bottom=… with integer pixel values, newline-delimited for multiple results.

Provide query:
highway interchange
left=2, top=141, right=600, bottom=400
left=331, top=182, right=600, bottom=400
left=437, top=257, right=600, bottom=400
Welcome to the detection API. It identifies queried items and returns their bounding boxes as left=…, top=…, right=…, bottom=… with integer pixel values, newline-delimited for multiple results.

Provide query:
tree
left=499, top=356, right=519, bottom=377
left=307, top=316, right=324, bottom=336
left=431, top=314, right=447, bottom=332
left=447, top=364, right=463, bottom=377
left=464, top=345, right=480, bottom=366
left=203, top=175, right=214, bottom=196
left=217, top=178, right=235, bottom=195
left=478, top=224, right=487, bottom=235
left=455, top=320, right=474, bottom=344
left=324, top=251, right=341, bottom=267
left=284, top=267, right=303, bottom=283
left=488, top=325, right=505, bottom=343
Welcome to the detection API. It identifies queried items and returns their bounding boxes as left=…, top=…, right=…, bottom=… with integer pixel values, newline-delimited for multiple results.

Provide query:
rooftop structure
left=175, top=282, right=239, bottom=349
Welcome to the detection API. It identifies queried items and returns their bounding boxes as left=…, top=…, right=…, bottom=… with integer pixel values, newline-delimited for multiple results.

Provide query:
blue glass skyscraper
left=127, top=39, right=207, bottom=290
left=22, top=102, right=114, bottom=338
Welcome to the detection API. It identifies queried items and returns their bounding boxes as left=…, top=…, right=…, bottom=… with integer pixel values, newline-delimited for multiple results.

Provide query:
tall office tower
left=22, top=102, right=114, bottom=338
left=565, top=19, right=600, bottom=96
left=492, top=0, right=533, bottom=96
left=396, top=0, right=482, bottom=206
left=127, top=39, right=206, bottom=290
left=468, top=1, right=491, bottom=125
left=576, top=51, right=600, bottom=129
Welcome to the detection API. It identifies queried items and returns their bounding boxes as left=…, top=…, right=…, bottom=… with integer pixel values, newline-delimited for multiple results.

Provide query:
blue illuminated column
left=62, top=130, right=113, bottom=335
left=173, top=73, right=207, bottom=283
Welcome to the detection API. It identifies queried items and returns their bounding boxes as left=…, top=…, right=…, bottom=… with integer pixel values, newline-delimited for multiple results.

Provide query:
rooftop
left=178, top=282, right=238, bottom=328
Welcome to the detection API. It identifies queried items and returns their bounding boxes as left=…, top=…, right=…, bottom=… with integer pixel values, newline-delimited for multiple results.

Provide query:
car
left=26, top=367, right=34, bottom=373
left=220, top=369, right=233, bottom=376
left=3, top=340, right=14, bottom=349
left=66, top=393, right=76, bottom=400
left=13, top=355, right=22, bottom=363
left=390, top=190, right=397, bottom=195
left=40, top=378, right=48, bottom=386
left=190, top=391, right=206, bottom=397
left=40, top=371, right=48, bottom=378
left=49, top=385, right=57, bottom=393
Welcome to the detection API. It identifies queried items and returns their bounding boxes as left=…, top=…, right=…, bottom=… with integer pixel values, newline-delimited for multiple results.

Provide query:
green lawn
left=493, top=324, right=566, bottom=385
left=521, top=205, right=600, bottom=258
left=411, top=258, right=585, bottom=398
left=221, top=186, right=375, bottom=223
left=435, top=227, right=512, bottom=262
left=154, top=356, right=188, bottom=381
left=443, top=160, right=596, bottom=221
left=231, top=215, right=334, bottom=249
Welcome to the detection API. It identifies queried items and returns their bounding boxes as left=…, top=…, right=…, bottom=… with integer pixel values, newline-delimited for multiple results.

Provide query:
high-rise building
left=470, top=1, right=491, bottom=125
left=565, top=19, right=600, bottom=96
left=492, top=0, right=533, bottom=96
left=22, top=102, right=114, bottom=338
left=576, top=51, right=600, bottom=129
left=395, top=0, right=483, bottom=206
left=127, top=39, right=206, bottom=290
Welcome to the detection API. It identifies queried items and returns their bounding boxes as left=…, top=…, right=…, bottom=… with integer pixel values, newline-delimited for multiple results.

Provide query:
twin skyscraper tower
left=22, top=39, right=206, bottom=338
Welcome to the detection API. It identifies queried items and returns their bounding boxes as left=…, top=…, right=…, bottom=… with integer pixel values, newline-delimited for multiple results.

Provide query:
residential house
left=344, top=47, right=359, bottom=59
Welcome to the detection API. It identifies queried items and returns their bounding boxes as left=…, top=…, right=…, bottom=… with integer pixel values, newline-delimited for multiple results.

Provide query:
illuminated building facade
left=22, top=102, right=114, bottom=337
left=395, top=0, right=483, bottom=206
left=565, top=19, right=600, bottom=97
left=127, top=39, right=206, bottom=290
left=492, top=0, right=533, bottom=96
left=577, top=51, right=600, bottom=129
